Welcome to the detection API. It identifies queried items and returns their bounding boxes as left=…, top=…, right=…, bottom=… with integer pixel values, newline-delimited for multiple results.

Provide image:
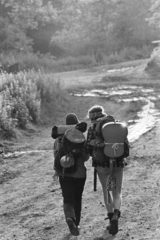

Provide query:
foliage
left=51, top=0, right=119, bottom=55
left=145, top=46, right=160, bottom=73
left=99, top=45, right=152, bottom=64
left=51, top=0, right=158, bottom=56
left=0, top=71, right=40, bottom=137
left=0, top=92, right=16, bottom=137
left=0, top=73, right=41, bottom=128
left=0, top=51, right=96, bottom=72
left=0, top=68, right=70, bottom=137
left=111, top=0, right=153, bottom=49
left=149, top=0, right=160, bottom=28
left=0, top=0, right=159, bottom=58
left=0, top=44, right=153, bottom=75
left=0, top=0, right=58, bottom=53
left=3, top=0, right=57, bottom=29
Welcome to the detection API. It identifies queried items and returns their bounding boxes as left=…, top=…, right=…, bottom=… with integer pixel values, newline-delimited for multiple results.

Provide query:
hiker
left=52, top=113, right=89, bottom=236
left=85, top=105, right=129, bottom=235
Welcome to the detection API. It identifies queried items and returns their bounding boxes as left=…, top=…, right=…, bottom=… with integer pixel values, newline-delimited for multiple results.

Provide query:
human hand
left=52, top=170, right=58, bottom=181
left=96, top=142, right=105, bottom=148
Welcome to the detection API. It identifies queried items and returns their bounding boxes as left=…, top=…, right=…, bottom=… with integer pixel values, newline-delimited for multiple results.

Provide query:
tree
left=149, top=0, right=160, bottom=28
left=51, top=0, right=158, bottom=56
left=0, top=0, right=58, bottom=52
left=0, top=16, right=33, bottom=52
left=111, top=0, right=157, bottom=49
left=51, top=0, right=119, bottom=55
left=0, top=0, right=159, bottom=56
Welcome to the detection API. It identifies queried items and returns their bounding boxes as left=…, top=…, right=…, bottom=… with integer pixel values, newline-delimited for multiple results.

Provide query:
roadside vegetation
left=0, top=45, right=153, bottom=73
left=0, top=70, right=67, bottom=138
left=145, top=46, right=160, bottom=74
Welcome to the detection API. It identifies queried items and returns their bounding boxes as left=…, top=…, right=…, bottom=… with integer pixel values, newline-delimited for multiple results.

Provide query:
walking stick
left=94, top=168, right=97, bottom=191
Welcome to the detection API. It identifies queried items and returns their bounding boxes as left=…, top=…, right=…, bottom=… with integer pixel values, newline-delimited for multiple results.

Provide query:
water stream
left=71, top=85, right=160, bottom=143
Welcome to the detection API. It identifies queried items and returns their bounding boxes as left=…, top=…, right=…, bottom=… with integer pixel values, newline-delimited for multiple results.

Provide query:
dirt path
left=1, top=62, right=160, bottom=240
left=1, top=121, right=160, bottom=240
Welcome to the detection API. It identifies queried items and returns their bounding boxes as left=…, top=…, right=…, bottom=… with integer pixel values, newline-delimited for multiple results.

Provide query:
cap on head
left=88, top=105, right=106, bottom=121
left=65, top=113, right=79, bottom=125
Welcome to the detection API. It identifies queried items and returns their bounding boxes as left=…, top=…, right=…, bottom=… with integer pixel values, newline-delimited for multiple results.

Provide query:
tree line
left=0, top=0, right=160, bottom=58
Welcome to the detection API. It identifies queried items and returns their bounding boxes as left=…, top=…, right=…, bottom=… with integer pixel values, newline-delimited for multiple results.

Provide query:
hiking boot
left=106, top=212, right=114, bottom=231
left=66, top=217, right=79, bottom=236
left=109, top=209, right=121, bottom=235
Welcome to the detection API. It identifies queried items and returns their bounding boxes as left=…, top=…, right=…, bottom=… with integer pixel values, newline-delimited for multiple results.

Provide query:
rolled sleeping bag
left=57, top=125, right=76, bottom=135
left=58, top=122, right=87, bottom=134
left=62, top=128, right=85, bottom=154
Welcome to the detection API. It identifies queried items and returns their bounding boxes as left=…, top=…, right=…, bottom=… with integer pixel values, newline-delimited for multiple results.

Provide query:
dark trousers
left=59, top=176, right=86, bottom=226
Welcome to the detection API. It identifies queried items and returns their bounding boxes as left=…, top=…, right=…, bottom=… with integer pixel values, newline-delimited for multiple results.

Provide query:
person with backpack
left=51, top=113, right=89, bottom=236
left=85, top=105, right=129, bottom=235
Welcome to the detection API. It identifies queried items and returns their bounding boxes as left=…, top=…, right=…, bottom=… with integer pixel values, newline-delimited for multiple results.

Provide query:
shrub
left=0, top=71, right=41, bottom=135
left=105, top=45, right=152, bottom=64
left=145, top=47, right=160, bottom=73
left=0, top=93, right=17, bottom=138
left=0, top=68, right=68, bottom=137
left=0, top=52, right=95, bottom=72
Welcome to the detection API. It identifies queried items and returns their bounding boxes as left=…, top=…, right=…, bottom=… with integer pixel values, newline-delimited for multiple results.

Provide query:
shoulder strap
left=95, top=115, right=115, bottom=136
left=53, top=136, right=63, bottom=157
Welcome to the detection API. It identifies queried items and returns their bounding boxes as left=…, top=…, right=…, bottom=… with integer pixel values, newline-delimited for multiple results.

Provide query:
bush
left=105, top=45, right=152, bottom=64
left=0, top=69, right=69, bottom=137
left=0, top=71, right=41, bottom=136
left=0, top=45, right=152, bottom=74
left=0, top=93, right=17, bottom=138
left=145, top=47, right=160, bottom=73
left=0, top=52, right=95, bottom=72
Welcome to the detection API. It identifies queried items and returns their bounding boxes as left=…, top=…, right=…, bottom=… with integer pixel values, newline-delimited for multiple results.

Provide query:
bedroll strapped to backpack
left=51, top=122, right=87, bottom=139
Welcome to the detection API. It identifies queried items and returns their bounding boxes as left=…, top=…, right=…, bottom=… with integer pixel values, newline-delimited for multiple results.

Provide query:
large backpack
left=92, top=115, right=129, bottom=161
left=53, top=128, right=85, bottom=174
left=102, top=121, right=128, bottom=158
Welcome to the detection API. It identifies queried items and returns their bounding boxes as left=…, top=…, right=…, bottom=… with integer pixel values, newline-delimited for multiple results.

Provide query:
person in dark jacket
left=85, top=105, right=129, bottom=235
left=52, top=113, right=89, bottom=236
